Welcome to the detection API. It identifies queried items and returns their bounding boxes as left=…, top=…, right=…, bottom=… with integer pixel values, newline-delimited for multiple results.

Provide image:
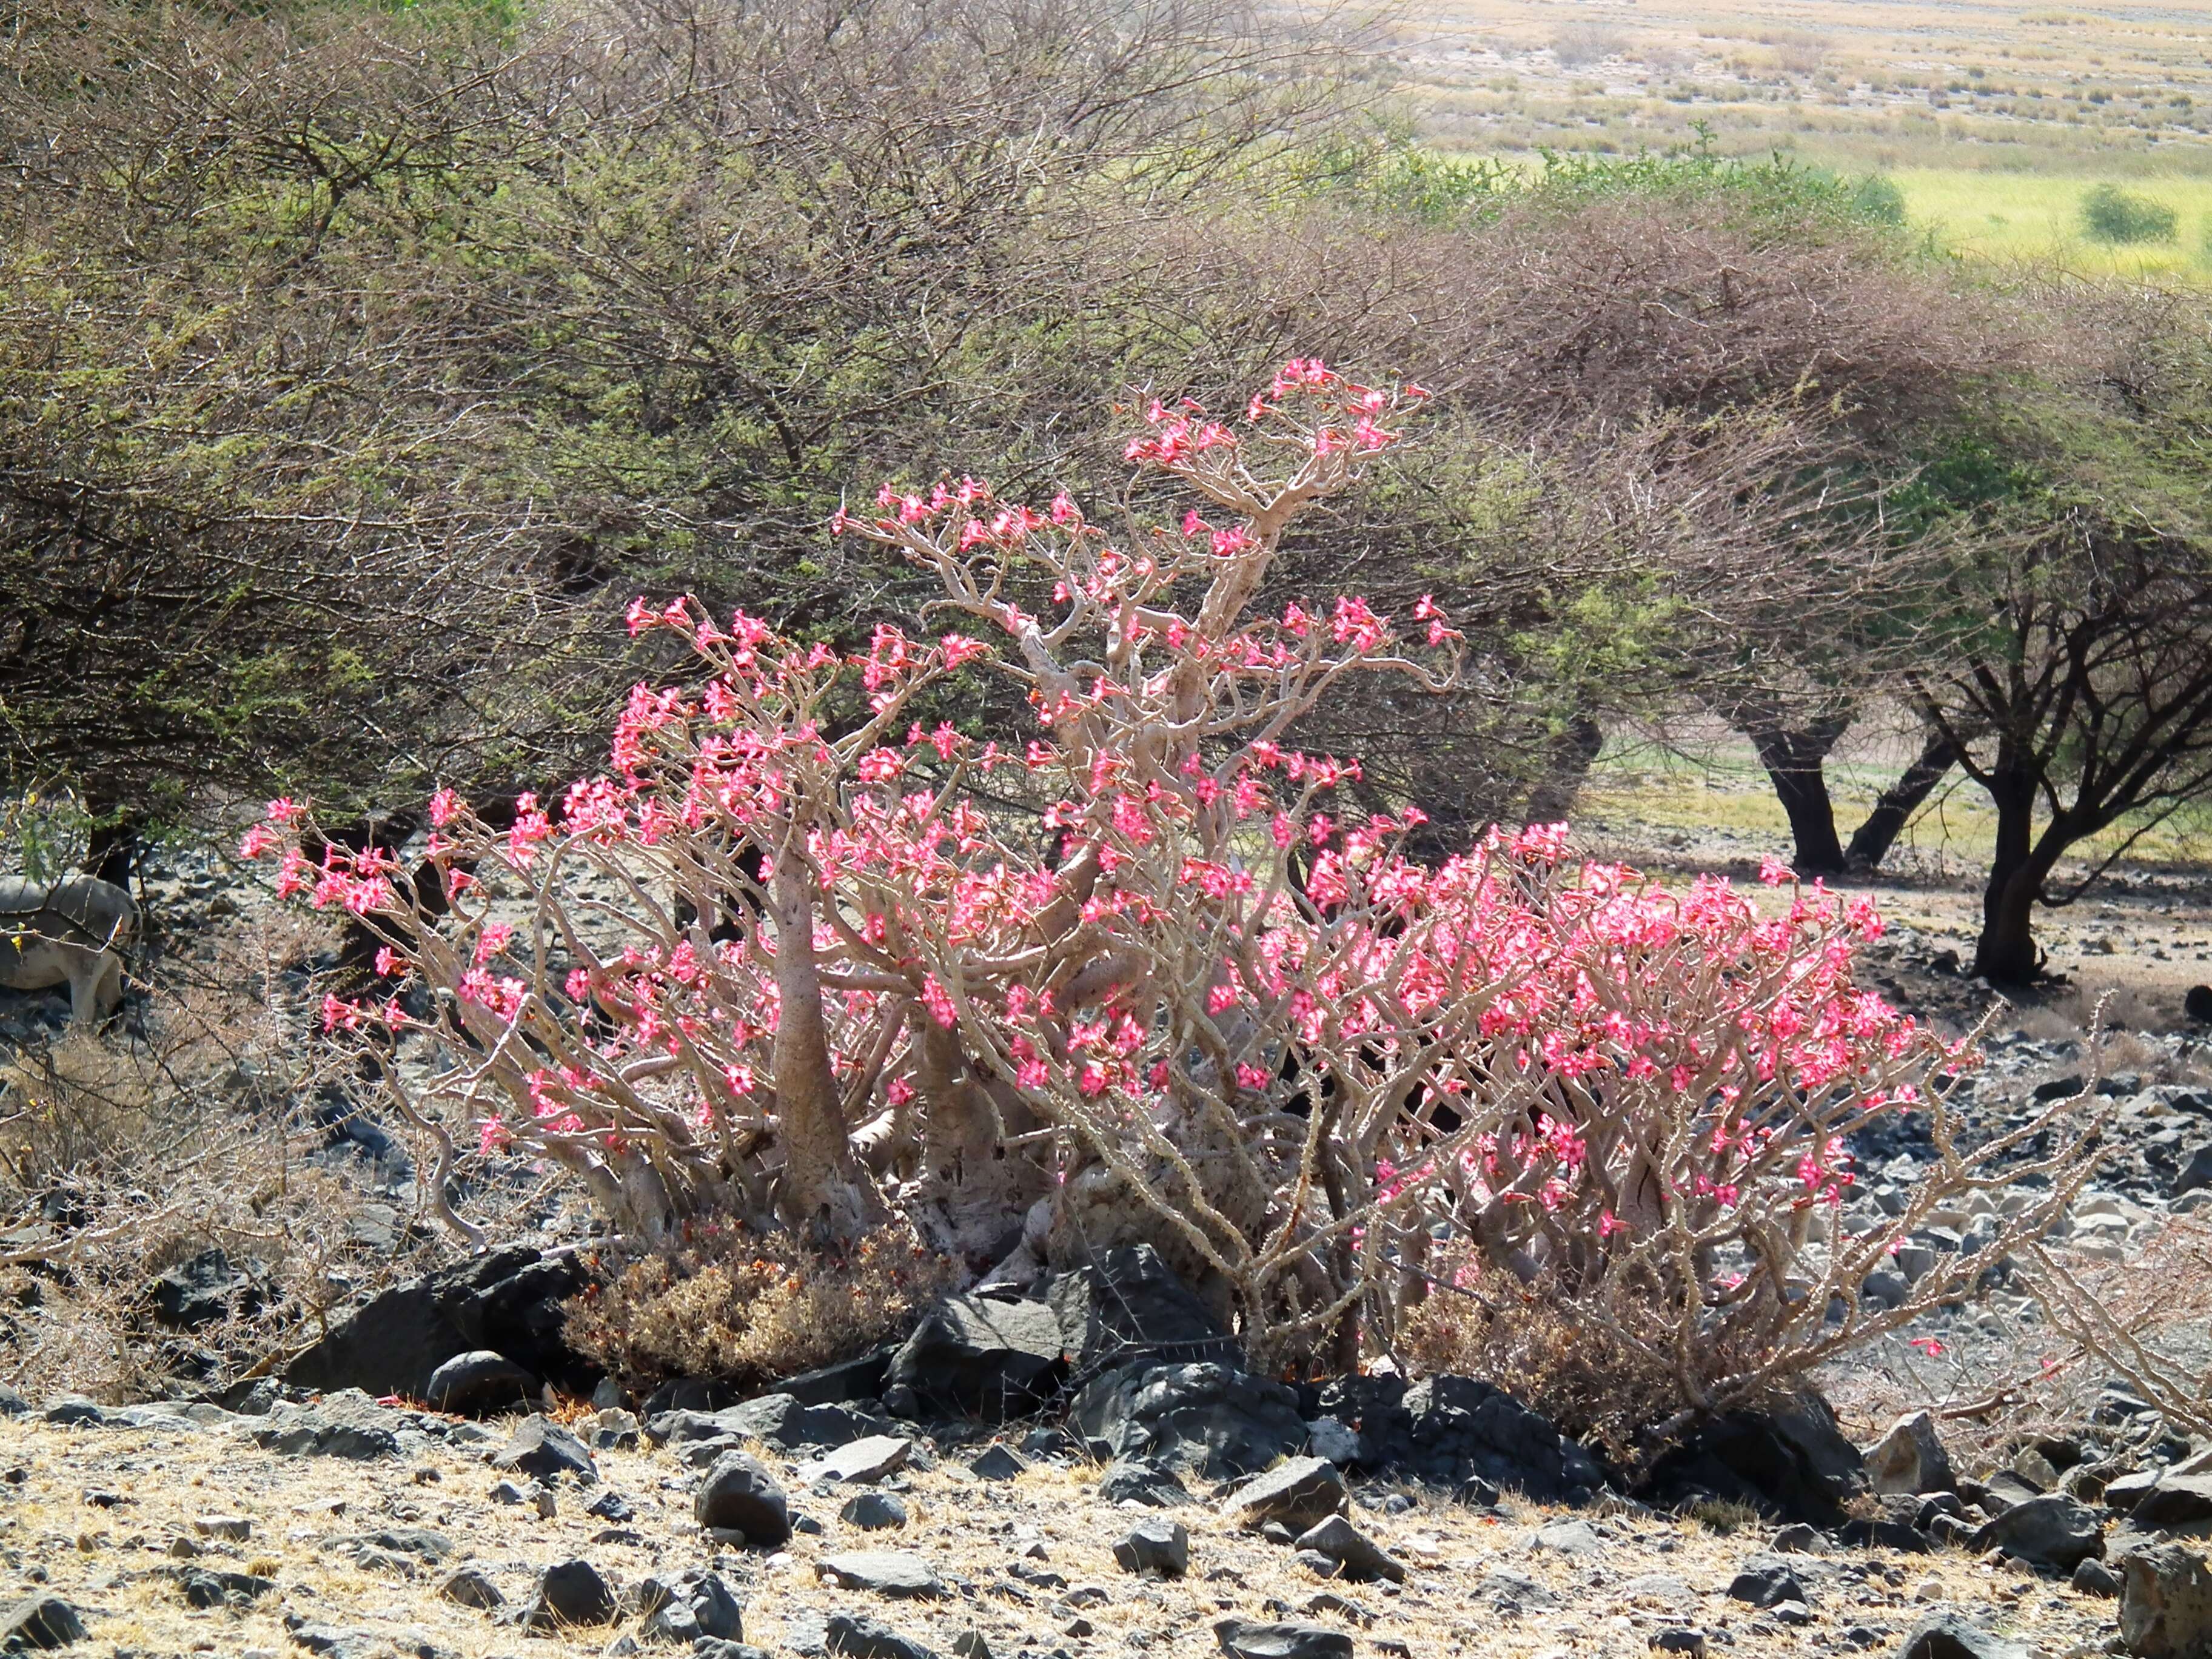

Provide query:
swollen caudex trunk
left=768, top=845, right=883, bottom=1242
left=907, top=1021, right=1053, bottom=1262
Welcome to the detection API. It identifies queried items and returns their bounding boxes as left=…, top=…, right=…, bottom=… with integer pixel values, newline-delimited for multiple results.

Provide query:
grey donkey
left=0, top=876, right=139, bottom=1026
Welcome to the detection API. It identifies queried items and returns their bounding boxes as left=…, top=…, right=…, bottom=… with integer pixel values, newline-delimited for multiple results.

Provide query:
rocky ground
left=1, top=1375, right=2198, bottom=1659
left=5, top=840, right=2212, bottom=1659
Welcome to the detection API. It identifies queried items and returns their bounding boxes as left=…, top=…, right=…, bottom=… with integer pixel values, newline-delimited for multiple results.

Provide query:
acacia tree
left=265, top=367, right=2098, bottom=1406
left=0, top=0, right=1364, bottom=856
left=1913, top=531, right=2212, bottom=982
left=1892, top=291, right=2212, bottom=983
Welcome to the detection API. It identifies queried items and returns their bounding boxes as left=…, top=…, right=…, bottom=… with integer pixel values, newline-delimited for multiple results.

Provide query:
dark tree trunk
left=1750, top=726, right=1847, bottom=874
left=82, top=817, right=141, bottom=889
left=1845, top=731, right=1957, bottom=871
left=1973, top=769, right=2053, bottom=984
left=1523, top=714, right=1605, bottom=826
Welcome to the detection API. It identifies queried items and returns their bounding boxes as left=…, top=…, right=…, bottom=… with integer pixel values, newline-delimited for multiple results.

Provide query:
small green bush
left=2080, top=183, right=2178, bottom=245
left=1846, top=173, right=1909, bottom=227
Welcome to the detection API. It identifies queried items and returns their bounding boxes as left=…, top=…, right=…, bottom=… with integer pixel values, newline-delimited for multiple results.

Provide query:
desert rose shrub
left=261, top=364, right=2102, bottom=1404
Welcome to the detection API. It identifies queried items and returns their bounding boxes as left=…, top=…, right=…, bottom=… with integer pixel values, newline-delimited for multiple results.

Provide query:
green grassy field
left=1894, top=167, right=2212, bottom=278
left=1579, top=723, right=2212, bottom=879
left=1373, top=0, right=2212, bottom=280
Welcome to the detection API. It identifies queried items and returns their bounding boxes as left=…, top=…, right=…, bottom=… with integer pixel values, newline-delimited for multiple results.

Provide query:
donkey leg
left=93, top=951, right=126, bottom=1022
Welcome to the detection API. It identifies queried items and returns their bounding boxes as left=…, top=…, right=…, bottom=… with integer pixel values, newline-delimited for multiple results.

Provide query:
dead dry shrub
left=1550, top=26, right=1627, bottom=69
left=0, top=912, right=453, bottom=1399
left=563, top=1219, right=958, bottom=1394
left=1398, top=1256, right=1721, bottom=1463
left=2023, top=1213, right=2212, bottom=1442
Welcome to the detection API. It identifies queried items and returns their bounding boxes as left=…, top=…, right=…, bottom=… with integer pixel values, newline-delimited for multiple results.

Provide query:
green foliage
left=1299, top=123, right=1909, bottom=244
left=2080, top=183, right=2179, bottom=244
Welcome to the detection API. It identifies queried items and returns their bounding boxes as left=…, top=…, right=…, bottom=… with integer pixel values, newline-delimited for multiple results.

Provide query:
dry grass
left=0, top=1415, right=2123, bottom=1659
left=0, top=914, right=454, bottom=1401
left=1367, top=0, right=2212, bottom=179
left=563, top=1222, right=959, bottom=1395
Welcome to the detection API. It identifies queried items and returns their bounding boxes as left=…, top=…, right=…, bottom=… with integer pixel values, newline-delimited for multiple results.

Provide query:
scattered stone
left=1112, top=1517, right=1190, bottom=1578
left=842, top=1492, right=910, bottom=1531
left=191, top=1514, right=252, bottom=1541
left=1046, top=1244, right=1236, bottom=1371
left=2121, top=1542, right=2212, bottom=1659
left=0, top=1594, right=85, bottom=1651
left=591, top=1407, right=640, bottom=1450
left=1774, top=1524, right=1824, bottom=1553
left=490, top=1414, right=597, bottom=1485
left=968, top=1445, right=1027, bottom=1482
left=2131, top=1474, right=2212, bottom=1536
left=324, top=1527, right=454, bottom=1575
left=1727, top=1556, right=1807, bottom=1609
left=2073, top=1558, right=2122, bottom=1598
left=284, top=1242, right=594, bottom=1401
left=525, top=1558, right=617, bottom=1630
left=1212, top=1617, right=1355, bottom=1659
left=814, top=1550, right=945, bottom=1598
left=489, top=1480, right=526, bottom=1504
left=438, top=1567, right=504, bottom=1610
left=1304, top=1418, right=1361, bottom=1465
left=1649, top=1631, right=1708, bottom=1657
left=695, top=1451, right=792, bottom=1547
left=1897, top=1609, right=2035, bottom=1659
left=1072, top=1362, right=1308, bottom=1479
left=2106, top=1471, right=2166, bottom=1514
left=251, top=1390, right=408, bottom=1460
left=636, top=1567, right=743, bottom=1643
left=1637, top=1394, right=1866, bottom=1526
left=2175, top=1144, right=2212, bottom=1200
left=424, top=1350, right=538, bottom=1416
left=585, top=1489, right=635, bottom=1523
left=693, top=1643, right=773, bottom=1659
left=886, top=1295, right=1067, bottom=1421
left=808, top=1435, right=914, bottom=1486
left=1478, top=1567, right=1561, bottom=1609
left=150, top=1247, right=268, bottom=1332
left=1532, top=1518, right=1605, bottom=1558
left=1294, top=1515, right=1405, bottom=1584
left=176, top=1567, right=273, bottom=1608
left=1219, top=1456, right=1347, bottom=1534
left=1971, top=1493, right=2105, bottom=1572
left=282, top=1619, right=384, bottom=1659
left=1971, top=1472, right=2046, bottom=1515
left=825, top=1612, right=939, bottom=1659
left=1099, top=1458, right=1192, bottom=1507
left=653, top=1395, right=894, bottom=1454
left=1320, top=1373, right=1607, bottom=1506
left=1866, top=1412, right=1955, bottom=1496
